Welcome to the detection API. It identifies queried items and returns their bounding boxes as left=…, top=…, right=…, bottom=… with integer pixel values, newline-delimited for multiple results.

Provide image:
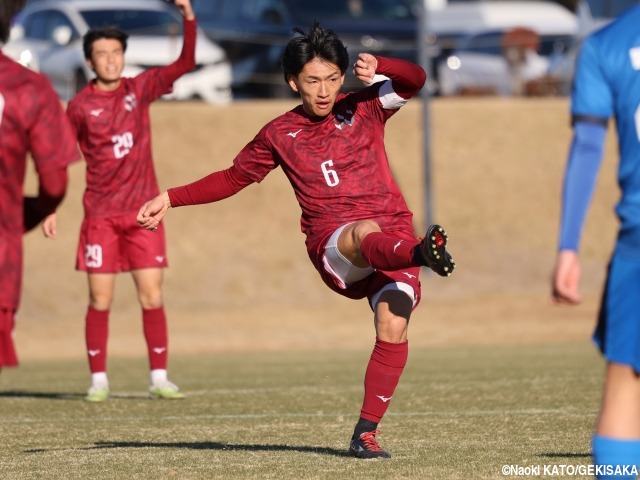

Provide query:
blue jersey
left=571, top=5, right=640, bottom=257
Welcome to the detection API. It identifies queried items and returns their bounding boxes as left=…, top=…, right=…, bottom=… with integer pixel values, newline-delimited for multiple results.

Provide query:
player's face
left=87, top=38, right=125, bottom=91
left=288, top=57, right=345, bottom=117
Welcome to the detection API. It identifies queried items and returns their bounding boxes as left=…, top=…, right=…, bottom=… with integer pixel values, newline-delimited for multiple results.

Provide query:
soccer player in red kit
left=42, top=0, right=197, bottom=402
left=0, top=0, right=78, bottom=371
left=138, top=22, right=455, bottom=457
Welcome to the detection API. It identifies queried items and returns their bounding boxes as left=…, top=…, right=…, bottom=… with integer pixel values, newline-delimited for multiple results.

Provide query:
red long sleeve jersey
left=170, top=56, right=425, bottom=256
left=67, top=18, right=197, bottom=218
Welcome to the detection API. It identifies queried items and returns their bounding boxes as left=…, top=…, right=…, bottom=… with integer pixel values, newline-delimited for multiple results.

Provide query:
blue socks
left=593, top=435, right=640, bottom=479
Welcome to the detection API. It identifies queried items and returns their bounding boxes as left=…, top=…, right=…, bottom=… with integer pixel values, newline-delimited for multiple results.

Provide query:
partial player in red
left=0, top=0, right=79, bottom=372
left=42, top=0, right=197, bottom=402
left=138, top=22, right=455, bottom=458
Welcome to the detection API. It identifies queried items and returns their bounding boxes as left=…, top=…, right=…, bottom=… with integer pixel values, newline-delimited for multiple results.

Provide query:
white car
left=4, top=0, right=232, bottom=104
left=433, top=1, right=578, bottom=96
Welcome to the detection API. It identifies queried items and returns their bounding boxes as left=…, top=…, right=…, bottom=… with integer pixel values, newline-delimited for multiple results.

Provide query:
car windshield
left=79, top=9, right=182, bottom=36
left=460, top=32, right=574, bottom=57
left=288, top=0, right=416, bottom=22
left=583, top=0, right=638, bottom=18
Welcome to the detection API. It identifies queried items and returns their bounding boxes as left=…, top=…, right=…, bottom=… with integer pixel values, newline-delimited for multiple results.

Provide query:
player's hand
left=353, top=53, right=378, bottom=84
left=551, top=250, right=582, bottom=305
left=42, top=213, right=58, bottom=239
left=137, top=191, right=172, bottom=231
left=172, top=0, right=195, bottom=20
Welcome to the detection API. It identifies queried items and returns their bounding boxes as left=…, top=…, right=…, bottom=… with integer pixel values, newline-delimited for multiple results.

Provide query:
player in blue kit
left=551, top=5, right=640, bottom=479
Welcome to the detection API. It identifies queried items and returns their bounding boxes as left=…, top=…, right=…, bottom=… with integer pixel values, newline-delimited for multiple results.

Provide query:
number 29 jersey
left=66, top=71, right=169, bottom=218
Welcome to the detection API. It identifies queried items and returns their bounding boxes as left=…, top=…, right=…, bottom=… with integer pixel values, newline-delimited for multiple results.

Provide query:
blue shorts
left=594, top=253, right=640, bottom=372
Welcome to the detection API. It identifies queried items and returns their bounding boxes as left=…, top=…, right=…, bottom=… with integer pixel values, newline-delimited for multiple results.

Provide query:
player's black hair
left=281, top=21, right=349, bottom=82
left=0, top=0, right=26, bottom=43
left=83, top=27, right=129, bottom=60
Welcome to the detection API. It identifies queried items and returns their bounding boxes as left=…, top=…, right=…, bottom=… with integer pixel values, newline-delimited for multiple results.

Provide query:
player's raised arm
left=353, top=53, right=378, bottom=84
left=354, top=54, right=426, bottom=99
left=172, top=0, right=195, bottom=21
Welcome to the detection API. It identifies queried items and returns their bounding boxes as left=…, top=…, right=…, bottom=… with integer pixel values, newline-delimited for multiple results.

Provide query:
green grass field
left=0, top=343, right=603, bottom=479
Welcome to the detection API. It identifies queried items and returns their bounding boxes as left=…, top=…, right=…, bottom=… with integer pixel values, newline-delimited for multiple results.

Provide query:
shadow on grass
left=0, top=391, right=152, bottom=400
left=538, top=453, right=591, bottom=459
left=26, top=441, right=349, bottom=457
left=95, top=441, right=349, bottom=457
left=0, top=391, right=84, bottom=400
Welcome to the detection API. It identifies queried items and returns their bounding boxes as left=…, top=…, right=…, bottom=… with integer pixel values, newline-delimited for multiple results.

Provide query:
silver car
left=5, top=0, right=232, bottom=104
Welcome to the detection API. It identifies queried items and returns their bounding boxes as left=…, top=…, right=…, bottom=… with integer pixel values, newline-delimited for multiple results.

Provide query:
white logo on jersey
left=88, top=349, right=101, bottom=357
left=155, top=256, right=165, bottom=263
left=376, top=395, right=392, bottom=403
left=90, top=108, right=104, bottom=117
left=403, top=272, right=416, bottom=280
left=123, top=93, right=136, bottom=112
left=393, top=241, right=403, bottom=252
left=287, top=129, right=302, bottom=138
left=153, top=347, right=166, bottom=354
left=85, top=244, right=103, bottom=268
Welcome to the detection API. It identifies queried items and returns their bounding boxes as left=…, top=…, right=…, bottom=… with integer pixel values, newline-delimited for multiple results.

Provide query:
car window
left=461, top=32, right=502, bottom=55
left=79, top=9, right=182, bottom=36
left=583, top=0, right=638, bottom=18
left=288, top=0, right=415, bottom=21
left=240, top=0, right=288, bottom=23
left=459, top=32, right=574, bottom=57
left=23, top=10, right=74, bottom=41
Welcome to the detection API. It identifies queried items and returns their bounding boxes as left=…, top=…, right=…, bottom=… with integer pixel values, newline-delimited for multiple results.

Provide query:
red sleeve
left=23, top=167, right=69, bottom=232
left=167, top=165, right=253, bottom=207
left=375, top=56, right=426, bottom=99
left=155, top=17, right=197, bottom=86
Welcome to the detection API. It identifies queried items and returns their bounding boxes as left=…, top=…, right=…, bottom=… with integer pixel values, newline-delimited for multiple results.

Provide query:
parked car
left=191, top=0, right=419, bottom=98
left=435, top=2, right=578, bottom=96
left=4, top=0, right=233, bottom=104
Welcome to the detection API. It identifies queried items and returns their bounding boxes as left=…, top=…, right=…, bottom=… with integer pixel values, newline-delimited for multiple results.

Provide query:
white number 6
left=320, top=159, right=339, bottom=187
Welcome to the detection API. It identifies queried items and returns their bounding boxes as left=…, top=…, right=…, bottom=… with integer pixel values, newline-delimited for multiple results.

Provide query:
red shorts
left=76, top=213, right=168, bottom=273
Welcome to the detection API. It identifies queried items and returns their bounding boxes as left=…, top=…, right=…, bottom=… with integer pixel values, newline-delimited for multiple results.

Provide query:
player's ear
left=85, top=58, right=95, bottom=72
left=287, top=74, right=299, bottom=93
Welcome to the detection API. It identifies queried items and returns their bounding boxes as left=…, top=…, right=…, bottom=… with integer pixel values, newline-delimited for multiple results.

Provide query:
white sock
left=150, top=369, right=168, bottom=386
left=91, top=372, right=109, bottom=389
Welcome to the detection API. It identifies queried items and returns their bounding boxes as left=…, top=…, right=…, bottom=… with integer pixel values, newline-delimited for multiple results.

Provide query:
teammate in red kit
left=138, top=22, right=455, bottom=457
left=43, top=0, right=197, bottom=402
left=0, top=0, right=79, bottom=371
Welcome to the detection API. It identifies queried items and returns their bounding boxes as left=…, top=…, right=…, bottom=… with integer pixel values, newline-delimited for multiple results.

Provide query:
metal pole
left=418, top=0, right=434, bottom=232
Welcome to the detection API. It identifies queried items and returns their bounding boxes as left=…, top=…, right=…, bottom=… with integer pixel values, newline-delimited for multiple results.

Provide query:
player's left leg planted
left=349, top=291, right=411, bottom=459
left=350, top=339, right=408, bottom=459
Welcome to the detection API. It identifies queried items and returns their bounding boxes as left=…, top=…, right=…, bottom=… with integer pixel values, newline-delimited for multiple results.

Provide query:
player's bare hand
left=41, top=213, right=58, bottom=238
left=353, top=53, right=378, bottom=84
left=137, top=191, right=171, bottom=230
left=551, top=250, right=582, bottom=305
left=171, top=0, right=195, bottom=20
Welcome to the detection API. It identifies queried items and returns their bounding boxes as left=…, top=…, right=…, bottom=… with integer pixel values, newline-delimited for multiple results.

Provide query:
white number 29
left=112, top=132, right=134, bottom=159
left=320, top=159, right=339, bottom=187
